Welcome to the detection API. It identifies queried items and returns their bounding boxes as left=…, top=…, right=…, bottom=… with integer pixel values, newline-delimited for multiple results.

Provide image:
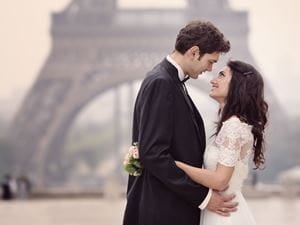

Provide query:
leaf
left=132, top=160, right=143, bottom=169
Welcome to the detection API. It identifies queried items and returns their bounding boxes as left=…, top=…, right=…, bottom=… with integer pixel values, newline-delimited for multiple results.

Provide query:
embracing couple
left=122, top=20, right=268, bottom=225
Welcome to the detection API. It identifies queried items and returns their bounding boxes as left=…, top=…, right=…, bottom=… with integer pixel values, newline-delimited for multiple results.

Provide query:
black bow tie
left=181, top=76, right=190, bottom=83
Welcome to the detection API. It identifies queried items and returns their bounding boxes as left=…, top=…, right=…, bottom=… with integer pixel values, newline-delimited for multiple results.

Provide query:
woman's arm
left=175, top=161, right=234, bottom=191
left=177, top=117, right=244, bottom=191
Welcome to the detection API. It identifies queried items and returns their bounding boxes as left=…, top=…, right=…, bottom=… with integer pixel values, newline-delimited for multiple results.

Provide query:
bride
left=175, top=60, right=268, bottom=225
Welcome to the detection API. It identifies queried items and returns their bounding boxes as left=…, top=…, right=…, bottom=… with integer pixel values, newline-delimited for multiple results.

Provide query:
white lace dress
left=200, top=116, right=257, bottom=225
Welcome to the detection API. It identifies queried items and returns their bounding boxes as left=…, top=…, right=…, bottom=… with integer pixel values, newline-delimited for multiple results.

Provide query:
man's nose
left=207, top=65, right=213, bottom=72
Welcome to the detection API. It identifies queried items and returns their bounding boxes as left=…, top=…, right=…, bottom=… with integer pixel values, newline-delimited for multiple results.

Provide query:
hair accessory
left=243, top=71, right=253, bottom=76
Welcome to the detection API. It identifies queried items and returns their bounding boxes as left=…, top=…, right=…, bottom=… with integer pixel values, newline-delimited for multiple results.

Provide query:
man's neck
left=169, top=51, right=187, bottom=75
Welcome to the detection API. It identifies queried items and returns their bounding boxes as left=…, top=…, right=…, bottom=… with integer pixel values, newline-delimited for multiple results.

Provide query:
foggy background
left=1, top=0, right=300, bottom=115
left=0, top=1, right=300, bottom=224
left=1, top=0, right=299, bottom=187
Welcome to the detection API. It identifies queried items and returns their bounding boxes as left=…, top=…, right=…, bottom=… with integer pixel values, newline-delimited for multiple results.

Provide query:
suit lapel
left=161, top=59, right=203, bottom=139
left=187, top=94, right=206, bottom=149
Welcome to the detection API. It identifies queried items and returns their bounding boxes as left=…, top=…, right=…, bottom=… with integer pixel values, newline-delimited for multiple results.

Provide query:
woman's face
left=209, top=66, right=232, bottom=104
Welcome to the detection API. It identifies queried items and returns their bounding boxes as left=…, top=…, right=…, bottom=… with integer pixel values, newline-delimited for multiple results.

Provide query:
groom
left=123, top=20, right=237, bottom=225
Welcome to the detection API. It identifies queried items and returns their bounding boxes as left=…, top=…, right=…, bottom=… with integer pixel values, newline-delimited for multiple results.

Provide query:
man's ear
left=188, top=46, right=200, bottom=59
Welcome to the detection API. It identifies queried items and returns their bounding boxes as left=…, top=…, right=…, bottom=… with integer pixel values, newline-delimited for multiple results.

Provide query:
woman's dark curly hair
left=216, top=60, right=268, bottom=169
left=175, top=20, right=230, bottom=55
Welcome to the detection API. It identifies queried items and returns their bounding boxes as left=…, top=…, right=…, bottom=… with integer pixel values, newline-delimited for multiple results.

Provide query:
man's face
left=186, top=50, right=220, bottom=79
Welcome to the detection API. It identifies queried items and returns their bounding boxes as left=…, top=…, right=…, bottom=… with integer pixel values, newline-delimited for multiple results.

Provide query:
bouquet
left=123, top=142, right=143, bottom=176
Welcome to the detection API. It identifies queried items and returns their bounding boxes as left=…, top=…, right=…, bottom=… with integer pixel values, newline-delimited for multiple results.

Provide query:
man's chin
left=190, top=74, right=200, bottom=79
left=197, top=72, right=205, bottom=77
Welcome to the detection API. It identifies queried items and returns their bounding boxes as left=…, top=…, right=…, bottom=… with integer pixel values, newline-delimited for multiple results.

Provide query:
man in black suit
left=123, top=20, right=237, bottom=225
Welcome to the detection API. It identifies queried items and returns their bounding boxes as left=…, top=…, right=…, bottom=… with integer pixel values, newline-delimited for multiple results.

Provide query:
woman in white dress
left=175, top=60, right=268, bottom=225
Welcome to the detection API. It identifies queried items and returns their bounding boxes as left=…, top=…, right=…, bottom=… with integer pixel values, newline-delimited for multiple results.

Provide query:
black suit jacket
left=123, top=58, right=209, bottom=225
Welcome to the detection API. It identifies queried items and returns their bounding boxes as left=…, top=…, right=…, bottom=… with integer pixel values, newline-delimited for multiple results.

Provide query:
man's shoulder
left=143, top=71, right=172, bottom=90
left=147, top=62, right=167, bottom=75
left=138, top=58, right=176, bottom=95
left=137, top=70, right=174, bottom=100
left=145, top=62, right=173, bottom=83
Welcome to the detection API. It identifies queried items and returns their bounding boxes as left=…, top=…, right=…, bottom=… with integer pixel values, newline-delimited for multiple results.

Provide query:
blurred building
left=8, top=0, right=287, bottom=188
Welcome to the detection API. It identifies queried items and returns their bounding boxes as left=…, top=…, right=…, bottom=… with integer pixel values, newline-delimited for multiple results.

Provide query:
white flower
left=132, top=147, right=139, bottom=159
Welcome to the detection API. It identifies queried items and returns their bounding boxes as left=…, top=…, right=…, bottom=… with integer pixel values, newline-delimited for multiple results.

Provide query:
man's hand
left=206, top=191, right=238, bottom=216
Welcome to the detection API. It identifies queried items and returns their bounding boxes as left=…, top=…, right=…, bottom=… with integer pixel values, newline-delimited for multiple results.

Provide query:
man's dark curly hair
left=175, top=20, right=230, bottom=55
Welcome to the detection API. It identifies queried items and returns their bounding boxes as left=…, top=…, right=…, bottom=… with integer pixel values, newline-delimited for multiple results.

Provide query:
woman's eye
left=218, top=73, right=225, bottom=78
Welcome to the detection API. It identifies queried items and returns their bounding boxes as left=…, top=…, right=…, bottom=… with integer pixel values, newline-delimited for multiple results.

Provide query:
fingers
left=224, top=200, right=238, bottom=207
left=215, top=209, right=230, bottom=217
left=175, top=161, right=182, bottom=167
left=207, top=192, right=238, bottom=216
left=222, top=206, right=237, bottom=213
left=222, top=200, right=238, bottom=213
left=207, top=204, right=236, bottom=216
left=219, top=193, right=238, bottom=211
left=215, top=205, right=236, bottom=216
left=222, top=193, right=235, bottom=202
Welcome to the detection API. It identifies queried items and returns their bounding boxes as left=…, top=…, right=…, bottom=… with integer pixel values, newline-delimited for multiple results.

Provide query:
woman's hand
left=175, top=161, right=186, bottom=169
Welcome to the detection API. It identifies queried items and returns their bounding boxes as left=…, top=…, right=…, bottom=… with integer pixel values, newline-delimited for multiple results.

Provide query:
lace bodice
left=204, top=116, right=254, bottom=193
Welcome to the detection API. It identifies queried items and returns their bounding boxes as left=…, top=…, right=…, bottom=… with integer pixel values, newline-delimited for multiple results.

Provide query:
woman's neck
left=219, top=102, right=225, bottom=111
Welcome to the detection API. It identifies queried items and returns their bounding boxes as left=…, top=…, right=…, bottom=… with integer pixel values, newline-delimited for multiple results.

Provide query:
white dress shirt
left=166, top=55, right=212, bottom=210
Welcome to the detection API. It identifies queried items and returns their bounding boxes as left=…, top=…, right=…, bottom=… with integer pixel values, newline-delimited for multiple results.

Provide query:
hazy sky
left=1, top=0, right=300, bottom=117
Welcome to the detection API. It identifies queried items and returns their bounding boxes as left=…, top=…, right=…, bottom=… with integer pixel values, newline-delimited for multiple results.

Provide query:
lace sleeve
left=215, top=117, right=243, bottom=167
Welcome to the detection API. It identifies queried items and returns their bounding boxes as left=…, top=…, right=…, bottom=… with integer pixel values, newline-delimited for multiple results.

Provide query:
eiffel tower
left=9, top=0, right=286, bottom=187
